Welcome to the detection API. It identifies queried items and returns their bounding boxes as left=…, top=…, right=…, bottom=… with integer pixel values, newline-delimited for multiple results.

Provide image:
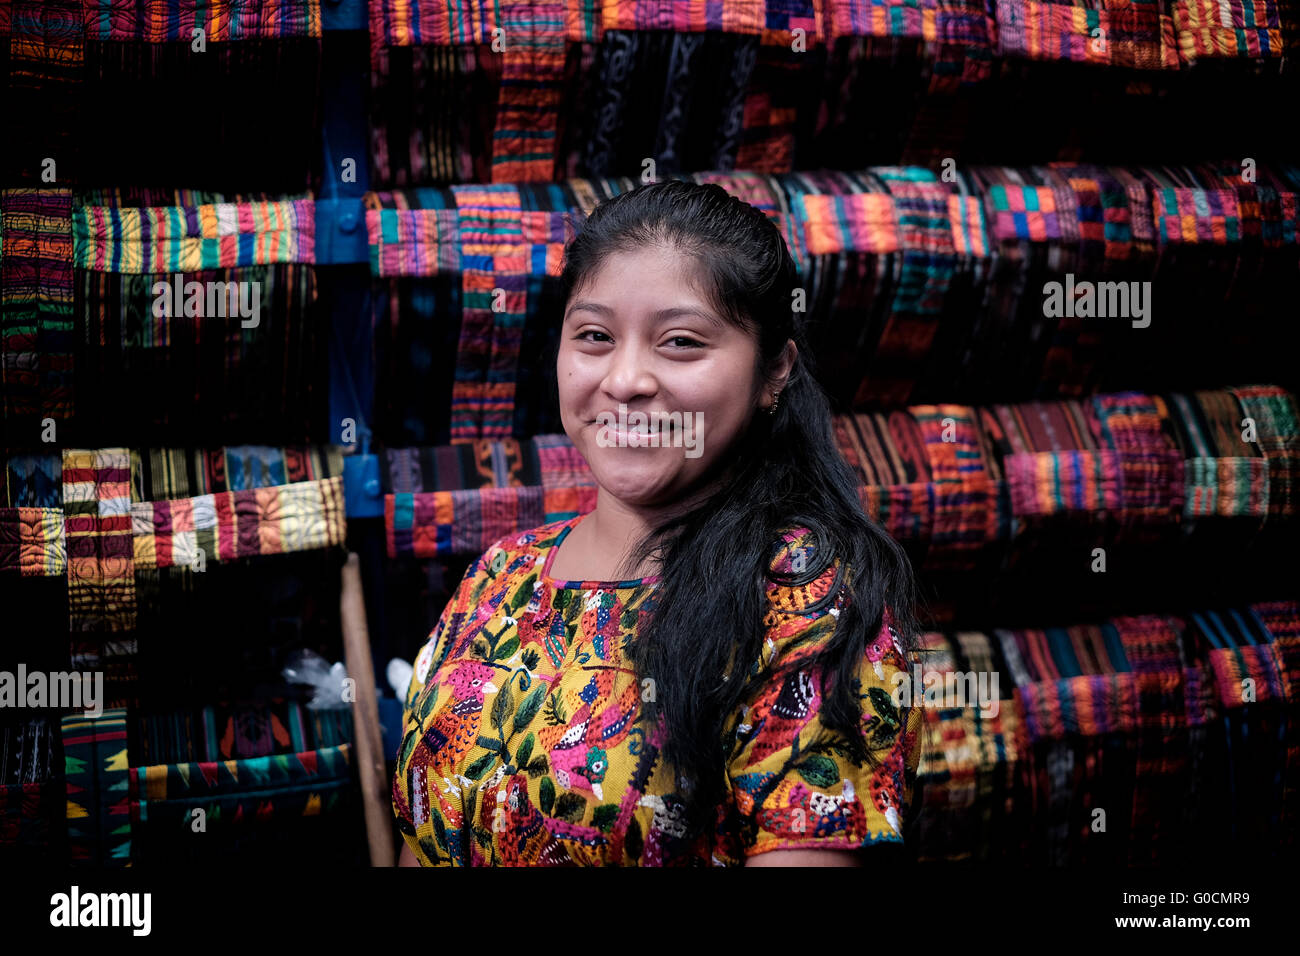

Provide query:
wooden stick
left=340, top=551, right=396, bottom=867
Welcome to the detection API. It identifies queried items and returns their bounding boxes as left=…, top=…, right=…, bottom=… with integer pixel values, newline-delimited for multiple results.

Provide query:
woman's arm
left=398, top=842, right=420, bottom=867
left=745, top=848, right=861, bottom=867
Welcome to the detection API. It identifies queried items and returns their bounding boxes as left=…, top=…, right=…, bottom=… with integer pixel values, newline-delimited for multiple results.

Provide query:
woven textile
left=909, top=404, right=999, bottom=566
left=82, top=0, right=322, bottom=41
left=995, top=0, right=1180, bottom=69
left=1229, top=385, right=1300, bottom=519
left=131, top=743, right=352, bottom=804
left=74, top=199, right=316, bottom=272
left=1111, top=615, right=1187, bottom=863
left=61, top=708, right=132, bottom=866
left=62, top=449, right=135, bottom=632
left=1170, top=0, right=1283, bottom=62
left=2, top=1, right=84, bottom=181
left=130, top=476, right=345, bottom=570
left=1091, top=391, right=1185, bottom=528
left=78, top=261, right=327, bottom=445
left=0, top=507, right=65, bottom=576
left=1, top=189, right=75, bottom=421
left=1167, top=390, right=1270, bottom=519
left=1253, top=600, right=1300, bottom=843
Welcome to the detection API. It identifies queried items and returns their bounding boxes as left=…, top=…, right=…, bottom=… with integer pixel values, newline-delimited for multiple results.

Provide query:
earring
left=768, top=391, right=781, bottom=415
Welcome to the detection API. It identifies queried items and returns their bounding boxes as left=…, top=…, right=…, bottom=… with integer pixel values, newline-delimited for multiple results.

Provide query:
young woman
left=393, top=180, right=924, bottom=866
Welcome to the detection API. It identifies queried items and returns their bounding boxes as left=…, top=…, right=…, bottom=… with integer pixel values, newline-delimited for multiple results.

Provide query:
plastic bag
left=282, top=648, right=351, bottom=710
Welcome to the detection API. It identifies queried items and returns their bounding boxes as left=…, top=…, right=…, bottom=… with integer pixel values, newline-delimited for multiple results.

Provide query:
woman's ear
left=771, top=339, right=798, bottom=394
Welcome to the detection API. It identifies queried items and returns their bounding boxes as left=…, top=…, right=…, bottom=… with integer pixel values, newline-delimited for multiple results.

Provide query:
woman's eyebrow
left=566, top=301, right=722, bottom=329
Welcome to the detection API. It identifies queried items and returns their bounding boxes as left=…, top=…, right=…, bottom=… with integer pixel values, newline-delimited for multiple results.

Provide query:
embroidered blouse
left=392, top=513, right=921, bottom=866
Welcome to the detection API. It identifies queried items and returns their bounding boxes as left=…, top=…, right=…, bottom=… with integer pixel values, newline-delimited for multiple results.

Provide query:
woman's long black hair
left=557, top=179, right=925, bottom=847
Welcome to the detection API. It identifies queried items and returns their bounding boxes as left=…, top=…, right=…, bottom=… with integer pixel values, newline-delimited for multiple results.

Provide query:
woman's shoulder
left=764, top=524, right=844, bottom=617
left=471, top=514, right=578, bottom=578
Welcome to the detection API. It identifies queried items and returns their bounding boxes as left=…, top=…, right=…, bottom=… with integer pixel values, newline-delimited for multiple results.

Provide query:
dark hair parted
left=557, top=179, right=925, bottom=849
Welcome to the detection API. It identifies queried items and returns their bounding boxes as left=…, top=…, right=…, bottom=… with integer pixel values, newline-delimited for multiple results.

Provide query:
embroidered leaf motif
left=795, top=754, right=840, bottom=788
left=490, top=549, right=508, bottom=574
left=513, top=686, right=547, bottom=734
left=494, top=637, right=520, bottom=663
left=553, top=792, right=587, bottom=823
left=432, top=813, right=448, bottom=851
left=510, top=573, right=537, bottom=612
left=543, top=691, right=568, bottom=726
left=524, top=755, right=549, bottom=777
left=539, top=777, right=555, bottom=815
left=521, top=648, right=541, bottom=671
left=515, top=733, right=535, bottom=767
left=464, top=751, right=497, bottom=781
left=475, top=735, right=504, bottom=754
left=592, top=804, right=620, bottom=832
left=490, top=683, right=514, bottom=733
left=868, top=687, right=901, bottom=728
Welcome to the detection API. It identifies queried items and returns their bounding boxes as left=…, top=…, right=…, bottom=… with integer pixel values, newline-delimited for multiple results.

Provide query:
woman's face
left=557, top=242, right=767, bottom=508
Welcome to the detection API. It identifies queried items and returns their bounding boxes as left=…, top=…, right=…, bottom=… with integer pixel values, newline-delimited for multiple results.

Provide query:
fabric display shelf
left=1, top=0, right=324, bottom=189
left=1, top=188, right=328, bottom=444
left=373, top=386, right=1299, bottom=566
left=909, top=598, right=1300, bottom=863
left=365, top=0, right=1300, bottom=185
left=53, top=708, right=356, bottom=866
left=0, top=445, right=347, bottom=721
left=365, top=164, right=1300, bottom=446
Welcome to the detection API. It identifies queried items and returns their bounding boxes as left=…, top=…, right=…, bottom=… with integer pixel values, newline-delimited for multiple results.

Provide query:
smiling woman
left=392, top=180, right=925, bottom=867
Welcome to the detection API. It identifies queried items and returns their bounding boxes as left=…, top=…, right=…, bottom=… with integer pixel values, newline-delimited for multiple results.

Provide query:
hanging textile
left=1, top=189, right=75, bottom=423
left=61, top=708, right=131, bottom=866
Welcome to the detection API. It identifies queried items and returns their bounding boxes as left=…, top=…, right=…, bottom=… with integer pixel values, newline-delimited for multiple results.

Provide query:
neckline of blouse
left=538, top=514, right=662, bottom=591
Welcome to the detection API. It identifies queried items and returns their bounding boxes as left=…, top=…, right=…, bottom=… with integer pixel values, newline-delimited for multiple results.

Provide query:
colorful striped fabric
left=910, top=404, right=1000, bottom=566
left=1253, top=600, right=1300, bottom=841
left=130, top=742, right=352, bottom=804
left=62, top=448, right=136, bottom=632
left=994, top=0, right=1180, bottom=69
left=449, top=183, right=528, bottom=440
left=365, top=201, right=463, bottom=277
left=1015, top=672, right=1139, bottom=740
left=387, top=484, right=548, bottom=558
left=1112, top=615, right=1187, bottom=862
left=82, top=0, right=323, bottom=41
left=797, top=191, right=899, bottom=255
left=363, top=167, right=1300, bottom=278
left=857, top=168, right=959, bottom=405
left=1229, top=385, right=1300, bottom=519
left=1170, top=0, right=1283, bottom=62
left=1207, top=643, right=1283, bottom=707
left=1, top=189, right=75, bottom=421
left=130, top=475, right=346, bottom=570
left=1167, top=390, right=1270, bottom=519
left=379, top=389, right=1296, bottom=556
left=0, top=507, right=66, bottom=576
left=491, top=1, right=568, bottom=182
left=1092, top=391, right=1185, bottom=527
left=988, top=184, right=1063, bottom=242
left=62, top=708, right=132, bottom=866
left=73, top=199, right=316, bottom=273
left=1152, top=187, right=1242, bottom=244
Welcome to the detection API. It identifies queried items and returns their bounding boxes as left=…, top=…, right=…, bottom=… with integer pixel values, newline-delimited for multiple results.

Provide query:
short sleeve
left=725, top=561, right=922, bottom=858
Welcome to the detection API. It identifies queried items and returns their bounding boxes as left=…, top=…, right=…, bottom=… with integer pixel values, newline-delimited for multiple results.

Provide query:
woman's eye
left=576, top=330, right=611, bottom=343
left=666, top=336, right=704, bottom=349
